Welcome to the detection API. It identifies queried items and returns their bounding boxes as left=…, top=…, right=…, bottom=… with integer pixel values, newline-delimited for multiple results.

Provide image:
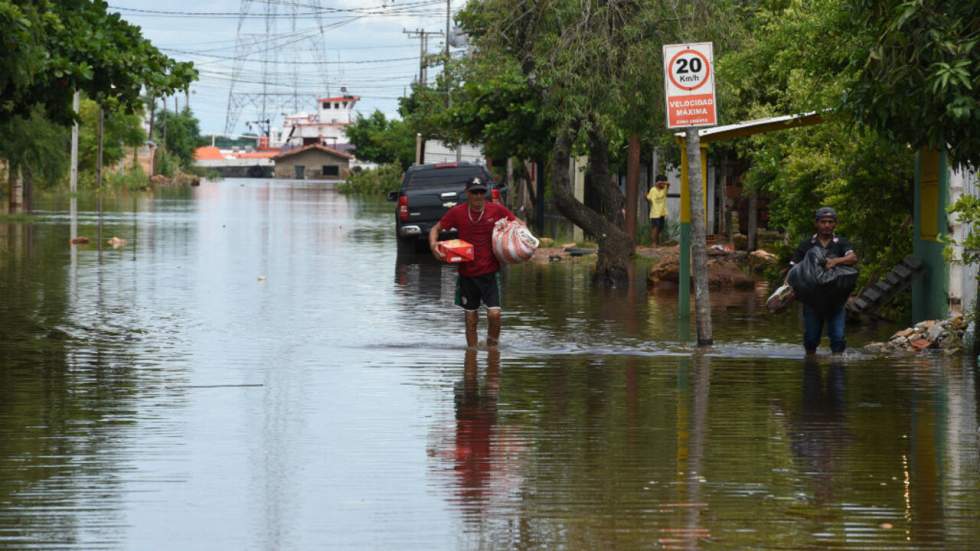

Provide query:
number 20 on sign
left=663, top=42, right=717, bottom=129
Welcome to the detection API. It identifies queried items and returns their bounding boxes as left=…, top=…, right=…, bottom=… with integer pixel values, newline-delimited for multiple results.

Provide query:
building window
left=322, top=102, right=329, bottom=110
left=334, top=102, right=340, bottom=109
left=322, top=165, right=339, bottom=177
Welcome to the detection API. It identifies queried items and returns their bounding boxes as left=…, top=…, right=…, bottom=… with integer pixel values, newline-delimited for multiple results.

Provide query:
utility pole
left=96, top=106, right=104, bottom=246
left=70, top=91, right=80, bottom=196
left=403, top=28, right=443, bottom=87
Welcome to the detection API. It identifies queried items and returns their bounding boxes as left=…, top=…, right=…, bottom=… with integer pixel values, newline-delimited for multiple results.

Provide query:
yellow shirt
left=646, top=186, right=668, bottom=218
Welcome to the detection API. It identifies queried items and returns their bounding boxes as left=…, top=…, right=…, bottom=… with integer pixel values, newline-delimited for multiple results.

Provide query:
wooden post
left=685, top=128, right=713, bottom=345
left=535, top=158, right=545, bottom=235
left=97, top=106, right=104, bottom=244
left=747, top=192, right=758, bottom=251
left=625, top=134, right=641, bottom=242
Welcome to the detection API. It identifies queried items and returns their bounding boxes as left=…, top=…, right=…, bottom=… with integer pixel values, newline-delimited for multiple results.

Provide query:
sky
left=111, top=0, right=463, bottom=137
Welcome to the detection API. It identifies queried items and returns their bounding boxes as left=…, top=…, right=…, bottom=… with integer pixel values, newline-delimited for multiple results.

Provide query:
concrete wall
left=274, top=149, right=350, bottom=180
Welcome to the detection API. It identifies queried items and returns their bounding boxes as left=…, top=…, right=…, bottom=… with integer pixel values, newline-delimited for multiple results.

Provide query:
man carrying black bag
left=787, top=207, right=858, bottom=355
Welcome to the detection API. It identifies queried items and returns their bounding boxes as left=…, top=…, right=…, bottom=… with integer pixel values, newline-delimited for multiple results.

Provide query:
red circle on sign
left=668, top=49, right=711, bottom=92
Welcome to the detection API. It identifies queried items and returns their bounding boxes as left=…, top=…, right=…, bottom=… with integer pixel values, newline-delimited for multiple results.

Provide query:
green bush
left=337, top=163, right=403, bottom=196
left=106, top=165, right=150, bottom=191
left=155, top=149, right=179, bottom=178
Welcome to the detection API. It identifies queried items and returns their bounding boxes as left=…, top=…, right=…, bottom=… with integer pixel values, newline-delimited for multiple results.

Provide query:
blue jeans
left=803, top=304, right=846, bottom=354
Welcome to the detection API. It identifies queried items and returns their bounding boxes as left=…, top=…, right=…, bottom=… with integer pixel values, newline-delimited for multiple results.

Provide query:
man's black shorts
left=455, top=272, right=501, bottom=311
left=650, top=217, right=665, bottom=230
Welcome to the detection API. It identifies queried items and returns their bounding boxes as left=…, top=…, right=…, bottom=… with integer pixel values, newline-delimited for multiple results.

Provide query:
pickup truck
left=387, top=162, right=504, bottom=249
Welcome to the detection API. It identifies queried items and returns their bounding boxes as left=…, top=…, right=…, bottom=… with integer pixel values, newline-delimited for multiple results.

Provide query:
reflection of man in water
left=453, top=349, right=500, bottom=511
left=789, top=358, right=849, bottom=504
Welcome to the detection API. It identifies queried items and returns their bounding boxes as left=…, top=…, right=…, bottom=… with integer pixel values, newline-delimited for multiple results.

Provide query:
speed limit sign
left=663, top=42, right=717, bottom=128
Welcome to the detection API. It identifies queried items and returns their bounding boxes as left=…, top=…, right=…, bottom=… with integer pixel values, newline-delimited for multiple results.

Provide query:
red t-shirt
left=439, top=202, right=517, bottom=277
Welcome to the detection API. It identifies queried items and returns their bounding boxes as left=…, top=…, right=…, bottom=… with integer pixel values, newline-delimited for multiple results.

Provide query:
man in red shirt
left=429, top=178, right=517, bottom=349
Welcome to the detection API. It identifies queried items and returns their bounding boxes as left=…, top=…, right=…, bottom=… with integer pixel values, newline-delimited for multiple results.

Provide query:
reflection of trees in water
left=0, top=220, right=189, bottom=548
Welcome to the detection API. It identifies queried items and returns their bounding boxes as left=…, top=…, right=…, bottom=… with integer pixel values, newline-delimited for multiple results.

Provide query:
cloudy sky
left=111, top=0, right=462, bottom=136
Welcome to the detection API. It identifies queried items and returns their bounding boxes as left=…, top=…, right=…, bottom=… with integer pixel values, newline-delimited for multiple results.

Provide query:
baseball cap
left=815, top=206, right=837, bottom=221
left=465, top=177, right=488, bottom=192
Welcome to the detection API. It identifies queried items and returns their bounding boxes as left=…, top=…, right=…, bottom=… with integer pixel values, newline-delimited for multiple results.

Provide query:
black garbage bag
left=787, top=246, right=858, bottom=312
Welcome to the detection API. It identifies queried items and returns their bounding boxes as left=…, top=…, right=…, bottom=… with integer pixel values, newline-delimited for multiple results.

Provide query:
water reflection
left=1, top=182, right=980, bottom=549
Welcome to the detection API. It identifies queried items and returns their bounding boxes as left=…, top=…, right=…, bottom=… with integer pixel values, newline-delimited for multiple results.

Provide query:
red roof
left=273, top=144, right=353, bottom=161
left=318, top=95, right=360, bottom=103
left=236, top=150, right=281, bottom=159
left=194, top=146, right=225, bottom=161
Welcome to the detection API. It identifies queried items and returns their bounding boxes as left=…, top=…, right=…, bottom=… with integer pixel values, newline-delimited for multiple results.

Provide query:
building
left=269, top=91, right=359, bottom=149
left=272, top=144, right=353, bottom=180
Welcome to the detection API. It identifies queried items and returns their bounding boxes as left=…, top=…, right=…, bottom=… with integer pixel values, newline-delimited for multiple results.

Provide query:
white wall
left=949, top=165, right=980, bottom=312
left=423, top=141, right=484, bottom=165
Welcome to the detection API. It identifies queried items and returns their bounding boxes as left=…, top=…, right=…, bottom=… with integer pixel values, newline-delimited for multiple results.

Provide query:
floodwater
left=1, top=178, right=978, bottom=550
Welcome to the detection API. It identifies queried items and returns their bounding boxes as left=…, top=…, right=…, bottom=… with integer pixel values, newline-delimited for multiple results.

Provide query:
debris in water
left=69, top=236, right=90, bottom=245
left=257, top=275, right=267, bottom=282
left=107, top=236, right=127, bottom=248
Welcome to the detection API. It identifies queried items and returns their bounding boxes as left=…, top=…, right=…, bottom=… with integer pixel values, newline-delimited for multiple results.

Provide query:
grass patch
left=0, top=212, right=35, bottom=223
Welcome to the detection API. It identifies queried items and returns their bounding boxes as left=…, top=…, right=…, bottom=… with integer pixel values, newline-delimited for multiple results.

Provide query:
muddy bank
left=646, top=245, right=778, bottom=289
left=149, top=171, right=201, bottom=187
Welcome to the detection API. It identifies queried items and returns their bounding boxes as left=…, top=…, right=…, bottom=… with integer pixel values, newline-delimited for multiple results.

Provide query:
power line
left=166, top=48, right=419, bottom=65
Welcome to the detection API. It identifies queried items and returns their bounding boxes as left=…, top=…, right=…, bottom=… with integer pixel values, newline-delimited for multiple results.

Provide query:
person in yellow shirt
left=646, top=175, right=669, bottom=246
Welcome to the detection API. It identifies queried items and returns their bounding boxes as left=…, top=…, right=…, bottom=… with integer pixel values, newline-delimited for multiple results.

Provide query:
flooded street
left=1, top=178, right=978, bottom=549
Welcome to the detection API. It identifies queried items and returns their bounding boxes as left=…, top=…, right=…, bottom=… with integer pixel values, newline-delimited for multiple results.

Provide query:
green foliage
left=154, top=149, right=179, bottom=178
left=843, top=0, right=979, bottom=166
left=0, top=0, right=196, bottom=127
left=345, top=111, right=416, bottom=170
left=718, top=1, right=914, bottom=291
left=78, top=98, right=145, bottom=175
left=0, top=108, right=69, bottom=190
left=948, top=196, right=980, bottom=267
left=154, top=108, right=201, bottom=168
left=337, top=164, right=403, bottom=196
left=105, top=164, right=149, bottom=191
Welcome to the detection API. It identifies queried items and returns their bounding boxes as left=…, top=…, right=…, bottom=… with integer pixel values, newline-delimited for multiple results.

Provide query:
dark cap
left=815, top=206, right=837, bottom=221
left=465, top=177, right=488, bottom=192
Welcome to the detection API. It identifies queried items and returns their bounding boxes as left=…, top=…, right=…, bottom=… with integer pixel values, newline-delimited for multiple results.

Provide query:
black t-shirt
left=791, top=234, right=854, bottom=265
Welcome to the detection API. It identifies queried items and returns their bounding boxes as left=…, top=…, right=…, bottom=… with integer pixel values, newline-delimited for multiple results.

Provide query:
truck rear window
left=405, top=167, right=488, bottom=189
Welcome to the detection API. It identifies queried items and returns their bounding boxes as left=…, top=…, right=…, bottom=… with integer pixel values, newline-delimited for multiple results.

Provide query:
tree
left=78, top=98, right=145, bottom=177
left=345, top=110, right=416, bottom=170
left=716, top=0, right=915, bottom=290
left=843, top=0, right=979, bottom=167
left=0, top=1, right=196, bottom=126
left=0, top=109, right=69, bottom=211
left=154, top=108, right=201, bottom=168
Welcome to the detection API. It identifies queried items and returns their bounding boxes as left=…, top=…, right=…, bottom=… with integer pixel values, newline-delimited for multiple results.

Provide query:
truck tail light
left=398, top=195, right=409, bottom=221
left=491, top=188, right=501, bottom=202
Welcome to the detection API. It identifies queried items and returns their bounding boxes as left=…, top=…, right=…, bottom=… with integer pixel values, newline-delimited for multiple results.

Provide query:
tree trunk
left=625, top=133, right=641, bottom=242
left=551, top=130, right=633, bottom=288
left=23, top=167, right=32, bottom=214
left=8, top=165, right=23, bottom=214
left=747, top=191, right=758, bottom=251
left=686, top=128, right=713, bottom=345
left=587, top=129, right=625, bottom=229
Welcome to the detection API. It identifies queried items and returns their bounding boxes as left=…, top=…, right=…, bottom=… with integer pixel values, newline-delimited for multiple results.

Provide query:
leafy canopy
left=0, top=0, right=197, bottom=126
